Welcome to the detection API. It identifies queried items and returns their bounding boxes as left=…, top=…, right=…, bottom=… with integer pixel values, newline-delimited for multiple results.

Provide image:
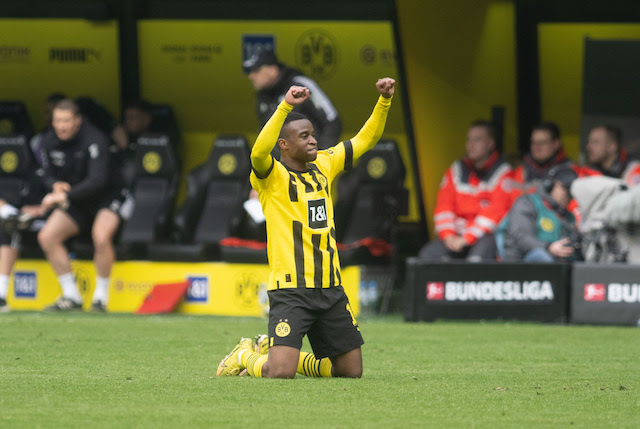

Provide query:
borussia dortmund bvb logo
left=367, top=156, right=387, bottom=179
left=74, top=268, right=92, bottom=302
left=540, top=217, right=554, bottom=232
left=142, top=151, right=162, bottom=174
left=234, top=272, right=262, bottom=309
left=218, top=153, right=237, bottom=175
left=275, top=319, right=291, bottom=337
left=1, top=151, right=18, bottom=173
left=295, top=29, right=338, bottom=80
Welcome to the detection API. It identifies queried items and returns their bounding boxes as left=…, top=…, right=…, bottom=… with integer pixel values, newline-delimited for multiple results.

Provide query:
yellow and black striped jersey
left=250, top=95, right=392, bottom=291
left=251, top=142, right=354, bottom=290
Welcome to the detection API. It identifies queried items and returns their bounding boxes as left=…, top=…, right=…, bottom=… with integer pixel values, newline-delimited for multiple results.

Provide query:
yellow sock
left=241, top=351, right=268, bottom=378
left=297, top=352, right=332, bottom=378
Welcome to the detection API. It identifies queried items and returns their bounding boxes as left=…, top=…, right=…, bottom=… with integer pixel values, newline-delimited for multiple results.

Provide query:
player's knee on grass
left=263, top=345, right=299, bottom=379
left=330, top=347, right=363, bottom=378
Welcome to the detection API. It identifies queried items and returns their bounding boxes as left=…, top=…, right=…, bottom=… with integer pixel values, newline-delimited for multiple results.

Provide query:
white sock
left=238, top=349, right=248, bottom=366
left=58, top=272, right=82, bottom=303
left=0, top=275, right=9, bottom=299
left=93, top=276, right=110, bottom=304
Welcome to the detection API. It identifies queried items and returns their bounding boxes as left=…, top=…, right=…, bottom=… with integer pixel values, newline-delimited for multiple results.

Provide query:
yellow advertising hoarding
left=7, top=260, right=362, bottom=316
left=0, top=19, right=121, bottom=130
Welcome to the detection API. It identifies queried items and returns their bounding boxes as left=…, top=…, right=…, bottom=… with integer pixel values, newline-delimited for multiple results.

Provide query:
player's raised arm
left=251, top=86, right=310, bottom=177
left=350, top=78, right=395, bottom=160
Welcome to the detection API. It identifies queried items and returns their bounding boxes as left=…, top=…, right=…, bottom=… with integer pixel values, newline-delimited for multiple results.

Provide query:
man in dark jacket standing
left=244, top=50, right=342, bottom=150
left=502, top=165, right=579, bottom=262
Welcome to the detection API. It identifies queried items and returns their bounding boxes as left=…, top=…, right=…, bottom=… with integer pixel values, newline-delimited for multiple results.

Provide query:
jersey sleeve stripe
left=251, top=157, right=275, bottom=179
left=344, top=140, right=353, bottom=171
left=293, top=221, right=306, bottom=288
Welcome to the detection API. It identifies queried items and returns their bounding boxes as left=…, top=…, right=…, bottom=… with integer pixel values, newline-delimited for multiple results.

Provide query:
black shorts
left=66, top=188, right=134, bottom=232
left=267, top=285, right=364, bottom=359
left=0, top=230, right=19, bottom=247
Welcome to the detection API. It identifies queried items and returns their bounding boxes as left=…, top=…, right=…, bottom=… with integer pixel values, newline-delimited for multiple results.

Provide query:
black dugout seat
left=75, top=97, right=117, bottom=138
left=337, top=139, right=408, bottom=265
left=0, top=136, right=32, bottom=204
left=0, top=102, right=46, bottom=258
left=0, top=101, right=37, bottom=207
left=0, top=101, right=34, bottom=139
left=148, top=135, right=252, bottom=261
left=119, top=134, right=179, bottom=258
left=149, top=104, right=181, bottom=151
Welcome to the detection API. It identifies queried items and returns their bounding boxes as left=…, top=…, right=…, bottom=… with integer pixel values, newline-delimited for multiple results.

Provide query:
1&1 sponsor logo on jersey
left=186, top=276, right=208, bottom=303
left=14, top=271, right=37, bottom=298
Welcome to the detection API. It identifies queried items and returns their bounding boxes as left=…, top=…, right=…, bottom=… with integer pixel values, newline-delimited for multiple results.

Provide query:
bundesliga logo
left=584, top=283, right=640, bottom=303
left=426, top=282, right=444, bottom=300
left=426, top=281, right=554, bottom=302
left=584, top=284, right=606, bottom=302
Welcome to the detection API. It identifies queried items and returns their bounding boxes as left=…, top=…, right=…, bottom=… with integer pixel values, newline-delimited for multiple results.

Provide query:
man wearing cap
left=244, top=50, right=342, bottom=151
left=502, top=165, right=580, bottom=262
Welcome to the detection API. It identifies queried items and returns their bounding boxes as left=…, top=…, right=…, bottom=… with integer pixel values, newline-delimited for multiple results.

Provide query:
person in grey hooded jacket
left=502, top=165, right=580, bottom=262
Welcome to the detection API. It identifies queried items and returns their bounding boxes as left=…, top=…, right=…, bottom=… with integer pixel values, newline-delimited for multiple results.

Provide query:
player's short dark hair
left=53, top=99, right=80, bottom=116
left=532, top=121, right=561, bottom=140
left=469, top=119, right=496, bottom=141
left=279, top=111, right=309, bottom=139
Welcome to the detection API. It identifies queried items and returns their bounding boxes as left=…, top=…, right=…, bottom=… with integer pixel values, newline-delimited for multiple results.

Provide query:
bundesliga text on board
left=584, top=283, right=640, bottom=303
left=426, top=281, right=555, bottom=302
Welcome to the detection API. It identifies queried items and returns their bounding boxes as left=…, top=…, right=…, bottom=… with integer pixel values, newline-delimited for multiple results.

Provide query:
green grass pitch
left=1, top=313, right=638, bottom=428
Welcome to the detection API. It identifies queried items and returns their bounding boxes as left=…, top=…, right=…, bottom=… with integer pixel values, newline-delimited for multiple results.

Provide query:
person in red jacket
left=586, top=124, right=640, bottom=187
left=418, top=120, right=513, bottom=262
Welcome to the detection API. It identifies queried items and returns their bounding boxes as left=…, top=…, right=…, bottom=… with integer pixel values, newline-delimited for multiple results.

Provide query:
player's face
left=465, top=126, right=494, bottom=163
left=285, top=119, right=317, bottom=162
left=52, top=109, right=82, bottom=141
left=530, top=129, right=560, bottom=162
left=586, top=127, right=613, bottom=165
left=248, top=65, right=279, bottom=90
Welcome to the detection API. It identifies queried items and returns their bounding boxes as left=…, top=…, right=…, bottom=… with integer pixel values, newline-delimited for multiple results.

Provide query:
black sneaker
left=0, top=297, right=9, bottom=313
left=45, top=297, right=83, bottom=312
left=91, top=301, right=106, bottom=312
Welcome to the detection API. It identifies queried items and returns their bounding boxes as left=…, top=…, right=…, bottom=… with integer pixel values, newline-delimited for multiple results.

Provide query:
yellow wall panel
left=0, top=19, right=121, bottom=129
left=395, top=0, right=517, bottom=235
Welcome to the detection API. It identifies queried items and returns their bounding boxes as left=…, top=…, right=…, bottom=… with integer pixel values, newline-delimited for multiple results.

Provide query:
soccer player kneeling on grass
left=216, top=78, right=395, bottom=378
